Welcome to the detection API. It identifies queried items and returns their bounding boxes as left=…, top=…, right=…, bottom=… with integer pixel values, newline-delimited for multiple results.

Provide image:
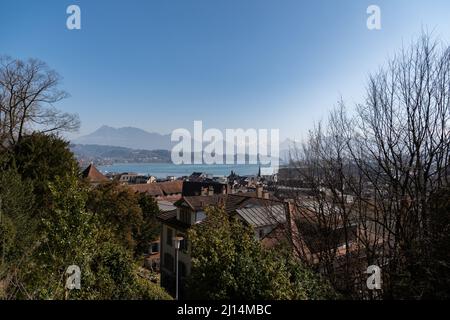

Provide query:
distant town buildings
left=80, top=163, right=370, bottom=299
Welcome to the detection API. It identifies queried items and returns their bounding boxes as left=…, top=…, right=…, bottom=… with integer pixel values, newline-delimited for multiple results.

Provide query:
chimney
left=208, top=186, right=214, bottom=196
left=285, top=199, right=299, bottom=251
left=262, top=191, right=270, bottom=199
left=256, top=185, right=263, bottom=198
left=287, top=200, right=295, bottom=218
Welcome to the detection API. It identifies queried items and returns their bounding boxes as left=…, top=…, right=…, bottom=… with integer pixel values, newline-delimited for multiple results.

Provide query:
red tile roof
left=129, top=183, right=164, bottom=197
left=81, top=164, right=109, bottom=183
left=158, top=180, right=183, bottom=195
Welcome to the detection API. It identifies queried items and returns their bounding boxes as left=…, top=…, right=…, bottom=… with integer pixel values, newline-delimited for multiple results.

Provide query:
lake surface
left=98, top=163, right=268, bottom=178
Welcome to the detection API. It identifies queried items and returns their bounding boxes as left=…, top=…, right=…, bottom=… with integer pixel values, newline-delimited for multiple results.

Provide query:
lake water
left=98, top=163, right=268, bottom=178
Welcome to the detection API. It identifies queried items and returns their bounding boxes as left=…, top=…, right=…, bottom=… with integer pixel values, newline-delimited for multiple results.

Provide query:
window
left=163, top=253, right=174, bottom=272
left=180, top=208, right=191, bottom=224
left=180, top=237, right=188, bottom=252
left=150, top=242, right=159, bottom=254
left=166, top=228, right=173, bottom=246
left=195, top=211, right=206, bottom=223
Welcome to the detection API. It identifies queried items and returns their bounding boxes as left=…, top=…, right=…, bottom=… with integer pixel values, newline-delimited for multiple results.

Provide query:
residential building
left=130, top=183, right=165, bottom=199
left=157, top=191, right=289, bottom=298
left=182, top=181, right=228, bottom=196
left=81, top=163, right=109, bottom=185
left=118, top=172, right=139, bottom=184
left=147, top=175, right=157, bottom=184
left=188, top=172, right=212, bottom=182
left=129, top=180, right=183, bottom=201
left=159, top=180, right=183, bottom=198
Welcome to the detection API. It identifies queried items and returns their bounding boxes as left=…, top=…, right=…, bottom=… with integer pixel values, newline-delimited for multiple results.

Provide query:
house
left=281, top=195, right=379, bottom=292
left=277, top=165, right=332, bottom=188
left=227, top=171, right=266, bottom=192
left=129, top=180, right=183, bottom=201
left=130, top=175, right=152, bottom=184
left=188, top=172, right=211, bottom=182
left=115, top=174, right=153, bottom=184
left=182, top=181, right=228, bottom=196
left=157, top=182, right=373, bottom=298
left=118, top=172, right=139, bottom=184
left=129, top=183, right=164, bottom=198
left=157, top=190, right=290, bottom=298
left=212, top=175, right=227, bottom=184
left=158, top=180, right=183, bottom=198
left=144, top=238, right=162, bottom=272
left=81, top=163, right=109, bottom=185
left=147, top=175, right=157, bottom=184
left=157, top=200, right=178, bottom=212
left=143, top=200, right=180, bottom=273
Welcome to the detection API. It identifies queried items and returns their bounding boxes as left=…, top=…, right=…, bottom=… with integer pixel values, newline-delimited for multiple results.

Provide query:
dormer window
left=179, top=208, right=192, bottom=225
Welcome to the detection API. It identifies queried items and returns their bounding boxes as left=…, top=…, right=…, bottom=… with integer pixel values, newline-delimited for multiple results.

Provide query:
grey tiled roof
left=158, top=200, right=177, bottom=212
left=236, top=204, right=286, bottom=227
left=157, top=209, right=177, bottom=221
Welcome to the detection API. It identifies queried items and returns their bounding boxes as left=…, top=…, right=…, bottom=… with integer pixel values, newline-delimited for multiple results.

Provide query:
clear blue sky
left=1, top=0, right=449, bottom=140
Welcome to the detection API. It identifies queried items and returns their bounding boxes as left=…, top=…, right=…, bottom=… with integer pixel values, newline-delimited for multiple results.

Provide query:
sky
left=1, top=0, right=449, bottom=141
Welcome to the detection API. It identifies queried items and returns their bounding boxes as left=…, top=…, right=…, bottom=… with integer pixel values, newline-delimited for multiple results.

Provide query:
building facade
left=157, top=192, right=289, bottom=298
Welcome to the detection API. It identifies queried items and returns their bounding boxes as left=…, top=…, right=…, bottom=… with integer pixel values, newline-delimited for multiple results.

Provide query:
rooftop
left=81, top=164, right=109, bottom=183
left=236, top=204, right=286, bottom=228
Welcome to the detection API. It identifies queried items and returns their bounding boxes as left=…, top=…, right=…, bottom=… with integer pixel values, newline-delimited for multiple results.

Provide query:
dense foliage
left=0, top=134, right=170, bottom=300
left=187, top=207, right=336, bottom=300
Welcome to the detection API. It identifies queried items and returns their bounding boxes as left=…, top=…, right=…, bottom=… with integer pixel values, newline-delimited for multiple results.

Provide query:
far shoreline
left=98, top=162, right=271, bottom=178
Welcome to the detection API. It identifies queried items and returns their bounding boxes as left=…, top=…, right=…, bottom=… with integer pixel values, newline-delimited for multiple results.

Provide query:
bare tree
left=278, top=109, right=371, bottom=297
left=276, top=34, right=450, bottom=299
left=351, top=34, right=450, bottom=298
left=0, top=56, right=80, bottom=148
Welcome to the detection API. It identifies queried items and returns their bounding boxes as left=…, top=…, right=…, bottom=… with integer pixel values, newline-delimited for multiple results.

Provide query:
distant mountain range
left=72, top=125, right=298, bottom=163
left=73, top=125, right=173, bottom=150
